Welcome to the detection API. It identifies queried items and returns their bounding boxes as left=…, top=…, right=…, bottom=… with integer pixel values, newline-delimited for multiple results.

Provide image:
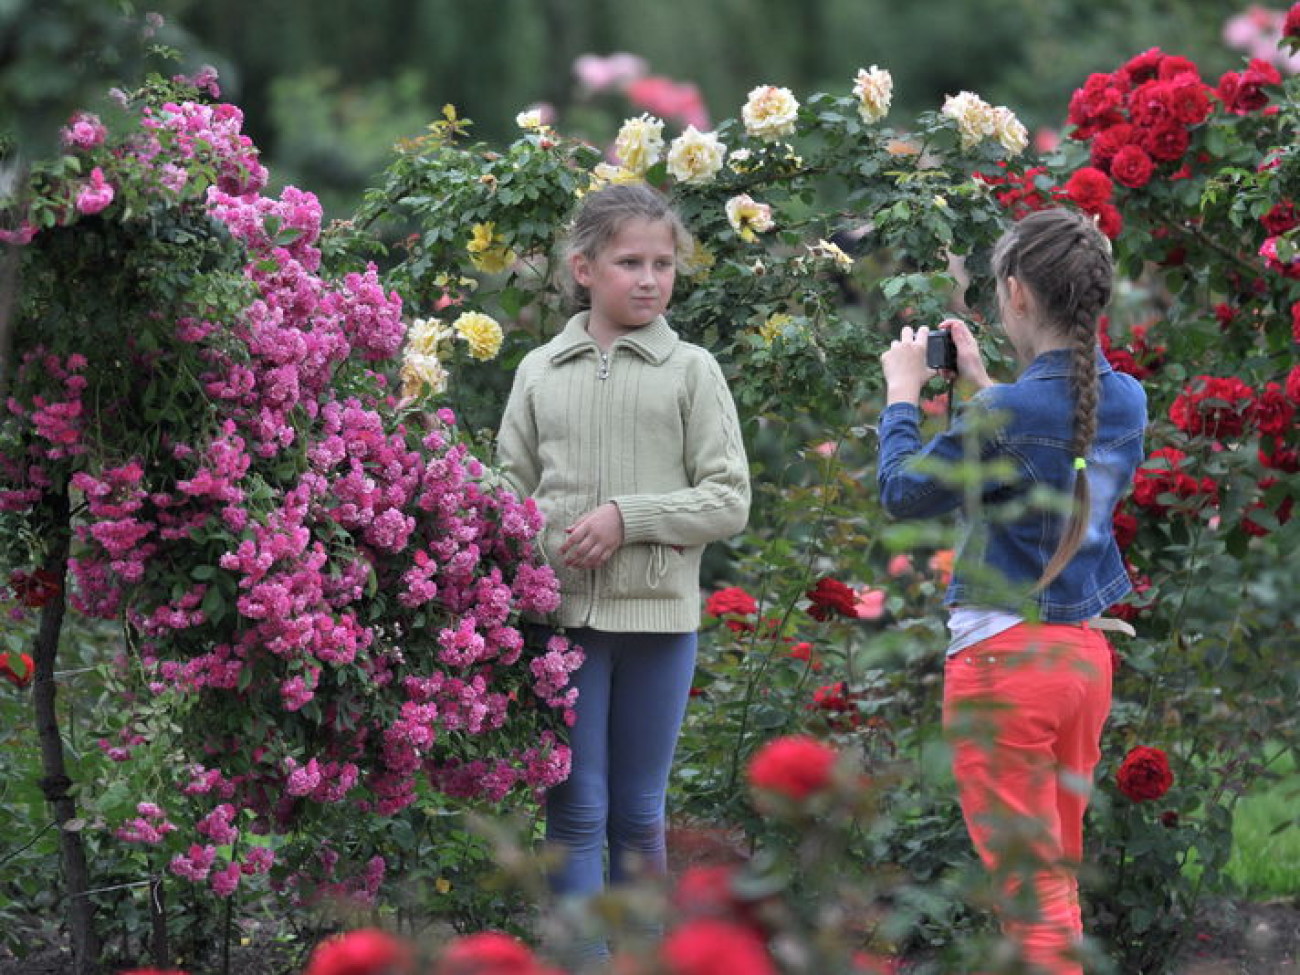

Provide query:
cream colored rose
left=852, top=66, right=893, bottom=124
left=614, top=114, right=665, bottom=175
left=725, top=194, right=774, bottom=243
left=401, top=352, right=449, bottom=399
left=407, top=316, right=452, bottom=357
left=452, top=311, right=504, bottom=361
left=991, top=105, right=1028, bottom=156
left=742, top=85, right=800, bottom=141
left=516, top=109, right=543, bottom=130
left=666, top=126, right=727, bottom=185
left=941, top=91, right=998, bottom=149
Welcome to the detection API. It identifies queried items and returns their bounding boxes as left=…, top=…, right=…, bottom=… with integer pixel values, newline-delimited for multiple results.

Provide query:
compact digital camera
left=926, top=328, right=958, bottom=371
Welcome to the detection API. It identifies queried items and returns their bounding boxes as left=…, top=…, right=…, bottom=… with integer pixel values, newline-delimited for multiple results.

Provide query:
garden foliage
left=2, top=9, right=1300, bottom=974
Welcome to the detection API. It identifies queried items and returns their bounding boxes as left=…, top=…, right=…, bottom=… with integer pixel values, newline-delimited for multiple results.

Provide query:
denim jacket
left=877, top=348, right=1148, bottom=621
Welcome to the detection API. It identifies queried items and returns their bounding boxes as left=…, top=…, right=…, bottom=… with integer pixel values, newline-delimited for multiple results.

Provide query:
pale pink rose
left=854, top=587, right=887, bottom=620
left=887, top=554, right=913, bottom=577
left=573, top=52, right=648, bottom=92
left=812, top=441, right=837, bottom=457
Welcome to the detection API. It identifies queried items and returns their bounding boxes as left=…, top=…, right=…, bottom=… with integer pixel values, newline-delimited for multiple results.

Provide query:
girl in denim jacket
left=878, top=207, right=1147, bottom=974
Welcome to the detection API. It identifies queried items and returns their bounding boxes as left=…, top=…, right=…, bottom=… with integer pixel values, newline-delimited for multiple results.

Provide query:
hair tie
left=1074, top=457, right=1088, bottom=471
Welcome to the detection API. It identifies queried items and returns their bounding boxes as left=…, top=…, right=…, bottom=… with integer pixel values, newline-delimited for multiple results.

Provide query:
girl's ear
left=1006, top=275, right=1031, bottom=318
left=570, top=252, right=592, bottom=288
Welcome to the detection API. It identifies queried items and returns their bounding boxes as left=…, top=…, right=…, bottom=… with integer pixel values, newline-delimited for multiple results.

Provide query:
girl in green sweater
left=497, top=183, right=750, bottom=965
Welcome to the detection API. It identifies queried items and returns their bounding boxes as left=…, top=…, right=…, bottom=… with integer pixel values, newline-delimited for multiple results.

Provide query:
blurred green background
left=1, top=0, right=1251, bottom=219
left=166, top=0, right=1240, bottom=217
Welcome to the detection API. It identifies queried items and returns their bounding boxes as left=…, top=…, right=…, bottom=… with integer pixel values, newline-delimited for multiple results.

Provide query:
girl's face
left=572, top=217, right=676, bottom=339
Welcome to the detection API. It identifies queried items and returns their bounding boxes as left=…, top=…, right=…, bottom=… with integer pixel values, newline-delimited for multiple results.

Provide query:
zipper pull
left=597, top=351, right=610, bottom=380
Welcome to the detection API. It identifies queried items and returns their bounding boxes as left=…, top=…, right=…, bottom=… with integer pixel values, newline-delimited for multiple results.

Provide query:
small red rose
left=1117, top=745, right=1174, bottom=802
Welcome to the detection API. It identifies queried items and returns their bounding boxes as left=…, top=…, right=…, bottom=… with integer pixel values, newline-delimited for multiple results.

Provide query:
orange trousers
left=943, top=622, right=1113, bottom=975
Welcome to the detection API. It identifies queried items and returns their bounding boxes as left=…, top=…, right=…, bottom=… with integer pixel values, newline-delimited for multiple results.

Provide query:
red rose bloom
left=1111, top=144, right=1155, bottom=189
left=661, top=918, right=776, bottom=975
left=1089, top=123, right=1135, bottom=170
left=1, top=652, right=34, bottom=689
left=1127, top=79, right=1178, bottom=128
left=1286, top=3, right=1300, bottom=39
left=306, top=929, right=413, bottom=975
left=1263, top=202, right=1300, bottom=236
left=1063, top=166, right=1113, bottom=211
left=436, top=931, right=557, bottom=975
left=1112, top=509, right=1139, bottom=549
left=1169, top=376, right=1255, bottom=439
left=1067, top=74, right=1126, bottom=138
left=1095, top=203, right=1123, bottom=239
left=1132, top=447, right=1214, bottom=512
left=1288, top=363, right=1300, bottom=404
left=1250, top=382, right=1296, bottom=437
left=1116, top=746, right=1174, bottom=802
left=1142, top=122, right=1190, bottom=163
left=705, top=586, right=757, bottom=619
left=8, top=568, right=61, bottom=609
left=747, top=735, right=837, bottom=800
left=1122, top=47, right=1165, bottom=84
left=805, top=577, right=857, bottom=621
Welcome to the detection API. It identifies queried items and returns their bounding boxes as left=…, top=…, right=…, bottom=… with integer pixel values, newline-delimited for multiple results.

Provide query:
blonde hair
left=559, top=183, right=687, bottom=308
left=991, top=207, right=1114, bottom=590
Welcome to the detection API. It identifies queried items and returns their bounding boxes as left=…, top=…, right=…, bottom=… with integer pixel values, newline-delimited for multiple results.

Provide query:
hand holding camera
left=881, top=318, right=989, bottom=407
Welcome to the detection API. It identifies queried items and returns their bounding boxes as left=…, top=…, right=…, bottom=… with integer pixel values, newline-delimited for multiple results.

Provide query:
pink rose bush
left=1, top=74, right=578, bottom=904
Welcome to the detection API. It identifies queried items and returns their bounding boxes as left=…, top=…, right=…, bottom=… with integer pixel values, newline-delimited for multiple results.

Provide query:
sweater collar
left=550, top=311, right=679, bottom=365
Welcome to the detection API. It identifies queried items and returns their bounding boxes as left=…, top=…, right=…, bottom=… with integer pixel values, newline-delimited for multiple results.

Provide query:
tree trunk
left=32, top=485, right=100, bottom=973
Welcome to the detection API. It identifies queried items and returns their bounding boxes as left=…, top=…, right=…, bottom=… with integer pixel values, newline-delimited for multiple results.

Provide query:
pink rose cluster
left=1, top=76, right=580, bottom=902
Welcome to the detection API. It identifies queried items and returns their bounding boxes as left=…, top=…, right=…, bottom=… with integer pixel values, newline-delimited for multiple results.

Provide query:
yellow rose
left=453, top=311, right=503, bottom=361
left=614, top=114, right=665, bottom=175
left=725, top=194, right=774, bottom=243
left=758, top=312, right=794, bottom=346
left=466, top=222, right=516, bottom=274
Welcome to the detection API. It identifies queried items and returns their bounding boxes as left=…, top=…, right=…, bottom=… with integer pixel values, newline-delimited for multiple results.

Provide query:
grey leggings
left=545, top=627, right=698, bottom=897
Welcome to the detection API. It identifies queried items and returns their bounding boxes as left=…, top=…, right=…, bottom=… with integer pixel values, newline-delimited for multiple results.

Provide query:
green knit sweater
left=496, top=313, right=751, bottom=632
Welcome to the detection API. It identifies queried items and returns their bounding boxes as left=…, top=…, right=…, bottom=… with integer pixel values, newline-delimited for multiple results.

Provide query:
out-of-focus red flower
left=435, top=931, right=561, bottom=975
left=305, top=928, right=413, bottom=975
left=8, top=568, right=61, bottom=609
left=805, top=577, right=857, bottom=621
left=747, top=735, right=837, bottom=800
left=1, top=652, right=34, bottom=689
left=852, top=952, right=902, bottom=974
left=661, top=918, right=776, bottom=975
left=1112, top=509, right=1139, bottom=549
left=705, top=586, right=757, bottom=618
left=1169, top=375, right=1255, bottom=439
left=705, top=587, right=758, bottom=631
left=1116, top=746, right=1174, bottom=802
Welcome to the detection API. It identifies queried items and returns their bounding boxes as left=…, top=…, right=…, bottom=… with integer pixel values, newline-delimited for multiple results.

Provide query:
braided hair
left=991, top=208, right=1114, bottom=590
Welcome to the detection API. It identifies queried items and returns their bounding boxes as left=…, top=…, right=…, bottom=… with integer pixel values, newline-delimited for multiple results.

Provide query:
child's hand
left=881, top=325, right=936, bottom=405
left=946, top=318, right=993, bottom=390
left=561, top=502, right=625, bottom=568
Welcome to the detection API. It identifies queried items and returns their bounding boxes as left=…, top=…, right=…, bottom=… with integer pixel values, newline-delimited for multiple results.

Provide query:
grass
left=1225, top=749, right=1300, bottom=899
